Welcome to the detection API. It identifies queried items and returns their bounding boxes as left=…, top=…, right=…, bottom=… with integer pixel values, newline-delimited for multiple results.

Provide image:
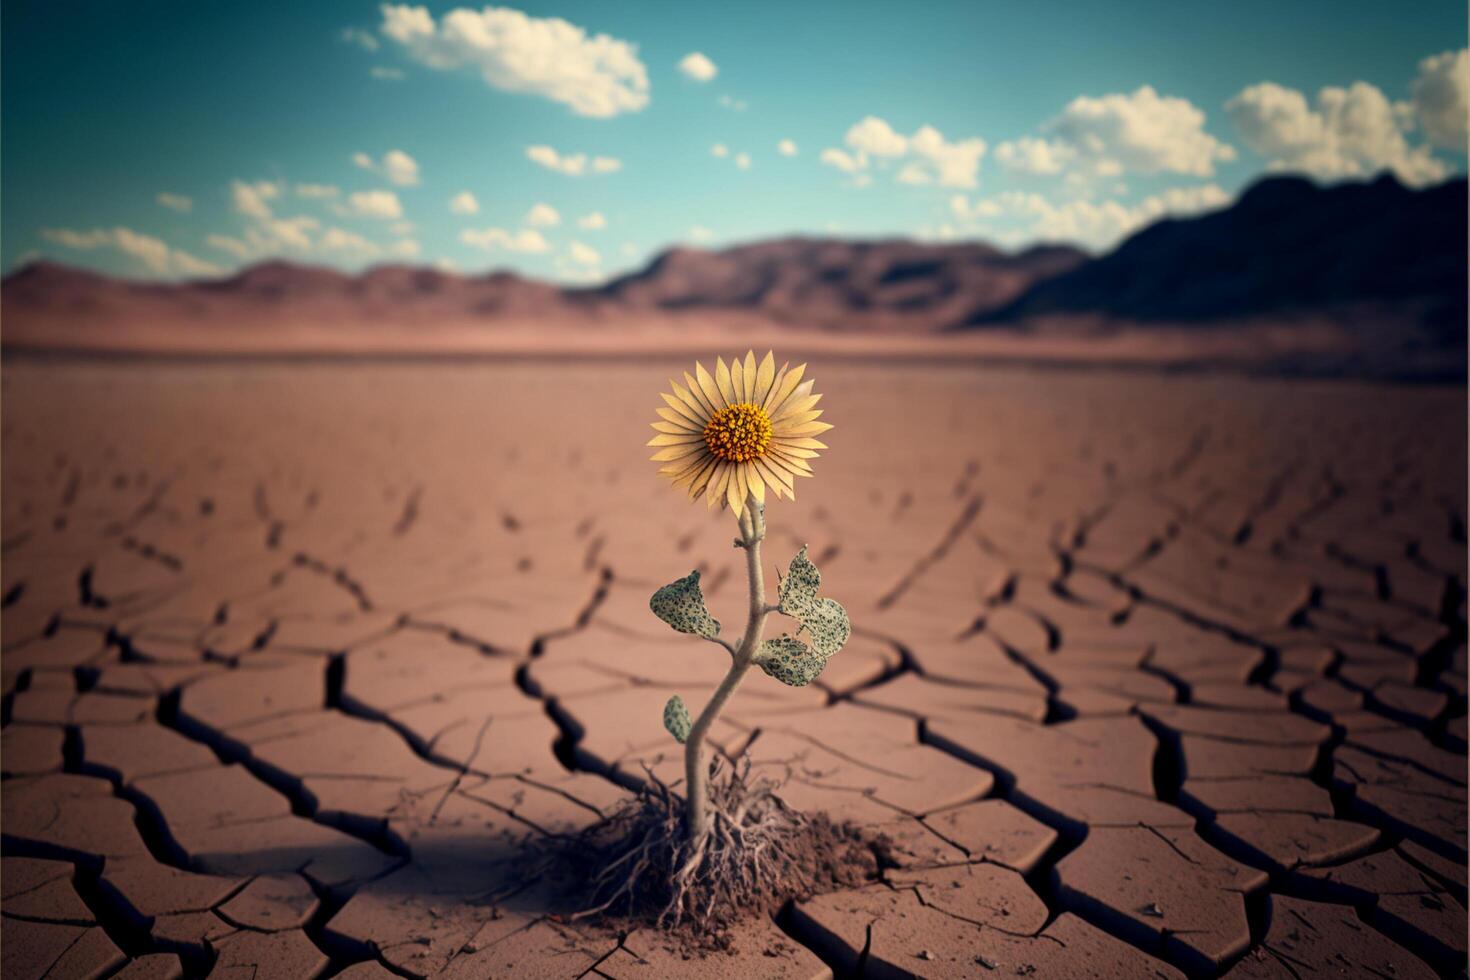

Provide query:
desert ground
left=1, top=357, right=1465, bottom=979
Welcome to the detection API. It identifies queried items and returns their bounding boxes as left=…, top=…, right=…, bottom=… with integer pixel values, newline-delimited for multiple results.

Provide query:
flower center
left=703, top=402, right=773, bottom=463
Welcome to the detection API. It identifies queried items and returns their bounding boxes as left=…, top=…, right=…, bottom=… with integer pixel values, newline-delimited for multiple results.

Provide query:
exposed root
left=565, top=758, right=883, bottom=947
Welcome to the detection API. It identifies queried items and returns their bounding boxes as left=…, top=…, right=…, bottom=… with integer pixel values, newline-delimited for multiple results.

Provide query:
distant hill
left=579, top=238, right=1087, bottom=331
left=969, top=174, right=1467, bottom=338
left=2, top=174, right=1464, bottom=377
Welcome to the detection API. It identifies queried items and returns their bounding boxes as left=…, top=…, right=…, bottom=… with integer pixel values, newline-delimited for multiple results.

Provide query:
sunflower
left=648, top=351, right=832, bottom=517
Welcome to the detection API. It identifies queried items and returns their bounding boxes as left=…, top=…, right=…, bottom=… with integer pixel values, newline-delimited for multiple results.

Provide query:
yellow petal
left=773, top=436, right=828, bottom=450
left=755, top=457, right=794, bottom=495
left=715, top=356, right=737, bottom=407
left=650, top=444, right=705, bottom=462
left=754, top=351, right=777, bottom=405
left=762, top=362, right=805, bottom=412
left=647, top=433, right=705, bottom=446
left=654, top=410, right=702, bottom=431
left=694, top=363, right=724, bottom=413
left=681, top=456, right=717, bottom=492
left=742, top=351, right=758, bottom=402
left=770, top=378, right=816, bottom=418
left=730, top=356, right=745, bottom=405
left=665, top=386, right=707, bottom=424
left=707, top=462, right=731, bottom=505
left=772, top=393, right=821, bottom=422
left=772, top=409, right=823, bottom=431
left=745, top=463, right=765, bottom=503
left=776, top=421, right=833, bottom=438
left=726, top=470, right=744, bottom=516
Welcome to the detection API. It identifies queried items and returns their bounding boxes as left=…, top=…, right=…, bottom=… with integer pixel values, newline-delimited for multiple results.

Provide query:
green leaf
left=650, top=570, right=720, bottom=639
left=663, top=694, right=692, bottom=744
left=799, top=596, right=851, bottom=658
left=756, top=634, right=827, bottom=687
left=778, top=546, right=821, bottom=618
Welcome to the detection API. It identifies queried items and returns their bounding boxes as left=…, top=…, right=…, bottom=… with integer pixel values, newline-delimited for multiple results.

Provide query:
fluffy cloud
left=295, top=184, right=340, bottom=199
left=390, top=238, right=422, bottom=258
left=845, top=116, right=909, bottom=157
left=710, top=143, right=729, bottom=158
left=341, top=27, right=380, bottom=51
left=206, top=234, right=252, bottom=260
left=525, top=202, right=561, bottom=227
left=1046, top=86, right=1234, bottom=177
left=718, top=95, right=747, bottom=111
left=525, top=145, right=622, bottom=176
left=380, top=4, right=649, bottom=117
left=354, top=149, right=420, bottom=186
left=567, top=240, right=600, bottom=265
left=371, top=66, right=406, bottom=81
left=577, top=211, right=607, bottom=230
left=1226, top=80, right=1447, bottom=186
left=777, top=138, right=798, bottom=156
left=345, top=190, right=404, bottom=219
left=688, top=225, right=714, bottom=243
left=821, top=117, right=986, bottom=188
left=993, top=137, right=1074, bottom=175
left=42, top=226, right=222, bottom=277
left=319, top=227, right=380, bottom=255
left=155, top=192, right=192, bottom=212
left=459, top=226, right=551, bottom=252
left=678, top=51, right=717, bottom=82
left=449, top=191, right=479, bottom=215
left=1411, top=49, right=1468, bottom=152
left=949, top=184, right=1232, bottom=249
left=231, top=180, right=280, bottom=219
left=735, top=152, right=751, bottom=170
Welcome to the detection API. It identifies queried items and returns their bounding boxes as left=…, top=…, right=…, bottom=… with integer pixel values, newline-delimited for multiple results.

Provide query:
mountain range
left=3, top=174, right=1464, bottom=377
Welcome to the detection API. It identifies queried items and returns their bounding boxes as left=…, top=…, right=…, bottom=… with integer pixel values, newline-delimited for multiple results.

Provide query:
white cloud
left=993, top=137, right=1074, bottom=175
left=525, top=144, right=622, bottom=176
left=1411, top=49, right=1468, bottom=152
left=320, top=227, right=380, bottom=255
left=735, top=152, right=751, bottom=170
left=688, top=225, right=714, bottom=243
left=258, top=216, right=319, bottom=250
left=819, top=147, right=864, bottom=174
left=344, top=190, right=404, bottom=219
left=620, top=242, right=638, bottom=257
left=1044, top=86, right=1234, bottom=176
left=371, top=66, right=406, bottom=81
left=821, top=117, right=986, bottom=188
left=341, top=27, right=380, bottom=51
left=42, top=226, right=222, bottom=277
left=390, top=238, right=422, bottom=258
left=390, top=221, right=416, bottom=235
left=777, top=138, right=798, bottom=156
left=525, top=202, right=561, bottom=227
left=577, top=211, right=607, bottom=230
left=231, top=180, right=280, bottom=219
left=207, top=234, right=252, bottom=260
left=460, top=226, right=551, bottom=252
left=354, top=149, right=420, bottom=186
left=718, top=94, right=748, bottom=112
left=678, top=51, right=717, bottom=82
left=295, top=183, right=340, bottom=199
left=1226, top=79, right=1447, bottom=186
left=380, top=4, right=649, bottom=118
left=845, top=116, right=909, bottom=157
left=710, top=143, right=729, bottom=158
left=567, top=240, right=600, bottom=265
left=156, top=192, right=193, bottom=212
left=449, top=191, right=479, bottom=215
left=950, top=184, right=1232, bottom=249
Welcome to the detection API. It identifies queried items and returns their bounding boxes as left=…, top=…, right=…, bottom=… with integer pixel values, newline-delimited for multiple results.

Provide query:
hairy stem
left=684, top=493, right=768, bottom=843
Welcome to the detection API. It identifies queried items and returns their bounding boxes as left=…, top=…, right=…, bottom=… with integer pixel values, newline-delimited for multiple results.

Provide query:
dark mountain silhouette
left=968, top=174, right=1467, bottom=338
left=578, top=238, right=1088, bottom=330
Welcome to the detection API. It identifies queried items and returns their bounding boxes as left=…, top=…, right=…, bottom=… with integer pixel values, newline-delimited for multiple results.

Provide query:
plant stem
left=683, top=492, right=768, bottom=843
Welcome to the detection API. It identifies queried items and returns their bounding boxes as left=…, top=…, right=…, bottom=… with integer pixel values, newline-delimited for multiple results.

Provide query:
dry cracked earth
left=1, top=358, right=1466, bottom=980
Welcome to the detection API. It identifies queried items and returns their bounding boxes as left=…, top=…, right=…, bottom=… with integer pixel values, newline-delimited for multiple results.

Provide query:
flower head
left=649, top=351, right=831, bottom=516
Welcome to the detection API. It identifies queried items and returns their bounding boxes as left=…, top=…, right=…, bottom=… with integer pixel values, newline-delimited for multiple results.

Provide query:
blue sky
left=3, top=1, right=1465, bottom=282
